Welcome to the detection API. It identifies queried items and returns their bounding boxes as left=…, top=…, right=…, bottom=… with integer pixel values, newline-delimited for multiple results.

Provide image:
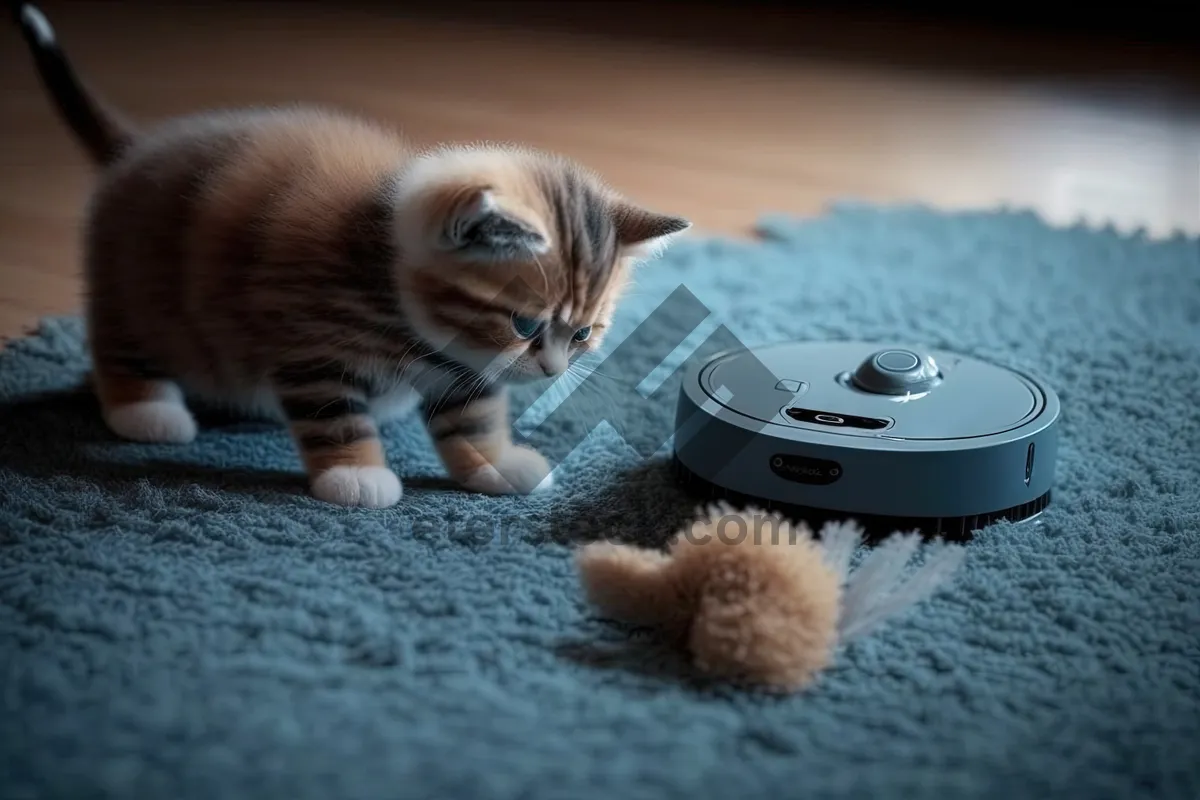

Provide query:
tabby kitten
left=13, top=2, right=690, bottom=508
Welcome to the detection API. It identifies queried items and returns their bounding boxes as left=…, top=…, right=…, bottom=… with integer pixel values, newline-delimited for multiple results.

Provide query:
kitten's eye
left=511, top=314, right=544, bottom=340
left=573, top=326, right=592, bottom=343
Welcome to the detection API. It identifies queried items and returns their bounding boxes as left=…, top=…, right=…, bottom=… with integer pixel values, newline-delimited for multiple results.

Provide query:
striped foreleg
left=274, top=361, right=402, bottom=508
left=422, top=383, right=553, bottom=495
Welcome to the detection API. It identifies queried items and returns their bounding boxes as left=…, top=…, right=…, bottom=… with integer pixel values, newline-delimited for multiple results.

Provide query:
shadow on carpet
left=2, top=204, right=1198, bottom=800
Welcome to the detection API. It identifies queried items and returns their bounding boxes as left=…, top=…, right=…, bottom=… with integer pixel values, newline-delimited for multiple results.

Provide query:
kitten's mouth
left=439, top=347, right=560, bottom=386
left=495, top=367, right=549, bottom=385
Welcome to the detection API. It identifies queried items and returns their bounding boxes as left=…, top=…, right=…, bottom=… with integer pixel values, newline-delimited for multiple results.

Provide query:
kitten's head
left=392, top=145, right=690, bottom=383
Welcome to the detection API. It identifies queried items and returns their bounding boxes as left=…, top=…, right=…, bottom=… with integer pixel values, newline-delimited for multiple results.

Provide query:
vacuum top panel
left=699, top=341, right=1045, bottom=442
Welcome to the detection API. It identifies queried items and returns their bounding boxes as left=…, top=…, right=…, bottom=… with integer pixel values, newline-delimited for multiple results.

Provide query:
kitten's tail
left=11, top=1, right=135, bottom=166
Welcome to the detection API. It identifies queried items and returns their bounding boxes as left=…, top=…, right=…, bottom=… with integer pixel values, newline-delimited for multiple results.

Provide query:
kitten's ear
left=613, top=203, right=692, bottom=260
left=441, top=187, right=549, bottom=261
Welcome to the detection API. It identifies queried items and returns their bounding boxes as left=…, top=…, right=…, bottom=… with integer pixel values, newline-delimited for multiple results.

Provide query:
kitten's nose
left=540, top=352, right=568, bottom=376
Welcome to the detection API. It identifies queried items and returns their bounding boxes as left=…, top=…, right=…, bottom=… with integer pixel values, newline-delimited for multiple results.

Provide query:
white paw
left=311, top=466, right=403, bottom=509
left=105, top=401, right=198, bottom=444
left=462, top=446, right=555, bottom=495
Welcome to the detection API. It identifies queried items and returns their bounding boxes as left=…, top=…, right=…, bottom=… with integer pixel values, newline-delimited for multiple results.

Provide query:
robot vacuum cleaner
left=672, top=341, right=1060, bottom=540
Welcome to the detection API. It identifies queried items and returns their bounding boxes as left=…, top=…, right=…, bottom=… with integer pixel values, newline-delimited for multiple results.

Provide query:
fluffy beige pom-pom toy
left=574, top=503, right=967, bottom=692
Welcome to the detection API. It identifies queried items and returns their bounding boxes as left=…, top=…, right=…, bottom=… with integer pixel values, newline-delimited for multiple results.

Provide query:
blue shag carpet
left=2, top=204, right=1198, bottom=800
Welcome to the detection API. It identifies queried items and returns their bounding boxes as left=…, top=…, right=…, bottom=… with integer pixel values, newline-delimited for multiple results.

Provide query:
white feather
left=838, top=532, right=923, bottom=628
left=832, top=530, right=967, bottom=644
left=817, top=519, right=864, bottom=581
left=838, top=542, right=966, bottom=642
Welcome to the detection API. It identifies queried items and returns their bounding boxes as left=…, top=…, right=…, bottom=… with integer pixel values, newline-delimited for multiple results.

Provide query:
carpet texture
left=2, top=204, right=1198, bottom=800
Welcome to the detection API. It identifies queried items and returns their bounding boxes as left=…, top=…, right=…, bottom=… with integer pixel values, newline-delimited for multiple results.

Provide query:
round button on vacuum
left=851, top=348, right=941, bottom=395
left=875, top=350, right=920, bottom=372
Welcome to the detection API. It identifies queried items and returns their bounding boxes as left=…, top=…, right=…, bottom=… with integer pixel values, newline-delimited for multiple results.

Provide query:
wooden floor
left=1, top=0, right=1197, bottom=343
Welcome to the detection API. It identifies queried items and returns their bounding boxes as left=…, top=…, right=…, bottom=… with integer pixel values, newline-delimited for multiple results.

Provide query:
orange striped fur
left=16, top=3, right=690, bottom=508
